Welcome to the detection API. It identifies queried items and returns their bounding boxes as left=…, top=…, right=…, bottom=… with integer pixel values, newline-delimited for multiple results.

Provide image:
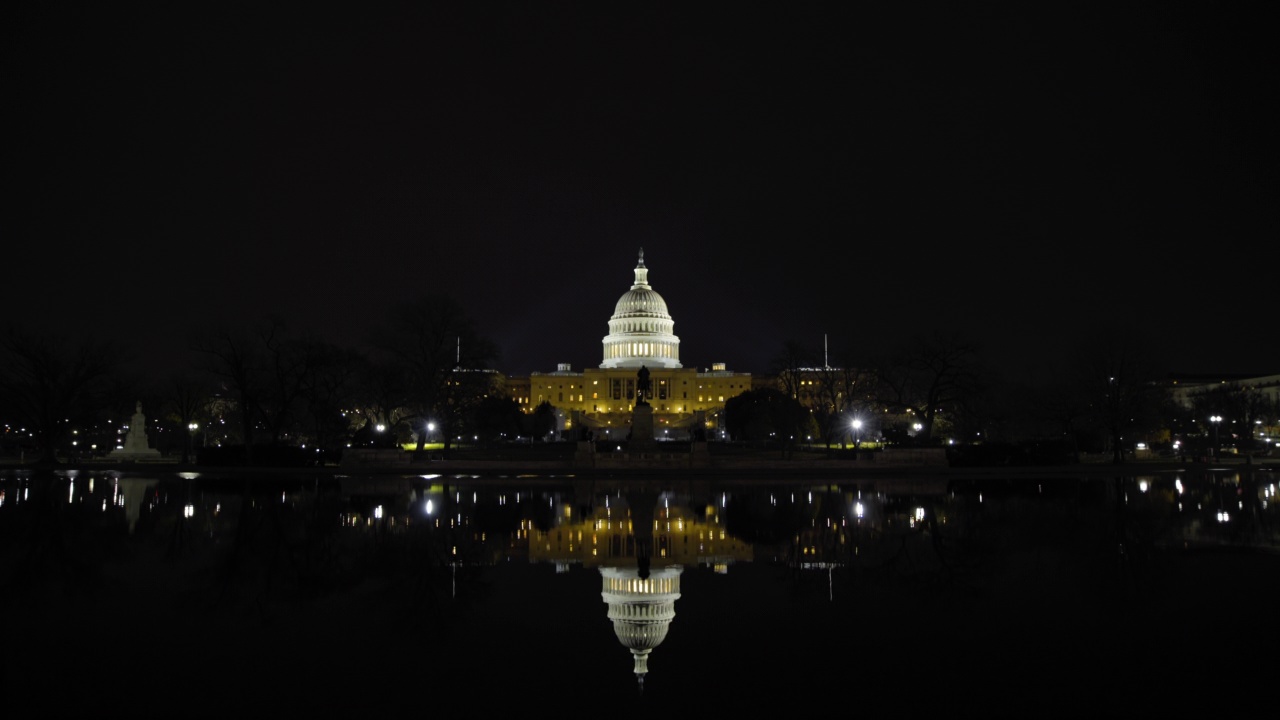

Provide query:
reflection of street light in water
left=1210, top=415, right=1222, bottom=458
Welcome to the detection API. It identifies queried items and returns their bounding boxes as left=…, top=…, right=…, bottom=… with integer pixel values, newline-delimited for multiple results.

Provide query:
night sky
left=6, top=3, right=1275, bottom=382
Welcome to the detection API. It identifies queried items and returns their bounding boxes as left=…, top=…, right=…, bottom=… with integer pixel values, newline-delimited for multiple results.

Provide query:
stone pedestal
left=690, top=441, right=710, bottom=467
left=574, top=440, right=596, bottom=468
left=629, top=403, right=656, bottom=451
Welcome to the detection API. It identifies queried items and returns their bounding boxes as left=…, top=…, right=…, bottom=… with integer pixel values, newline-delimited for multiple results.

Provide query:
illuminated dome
left=601, top=248, right=682, bottom=369
left=601, top=565, right=683, bottom=691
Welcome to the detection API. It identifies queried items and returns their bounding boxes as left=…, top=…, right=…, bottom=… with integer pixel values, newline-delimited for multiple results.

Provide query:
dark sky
left=5, top=3, right=1276, bottom=381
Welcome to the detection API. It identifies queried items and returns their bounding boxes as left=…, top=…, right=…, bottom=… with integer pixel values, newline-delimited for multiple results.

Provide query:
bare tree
left=351, top=359, right=413, bottom=444
left=370, top=294, right=498, bottom=458
left=0, top=324, right=121, bottom=464
left=769, top=340, right=814, bottom=403
left=772, top=338, right=879, bottom=452
left=1065, top=328, right=1170, bottom=464
left=296, top=338, right=365, bottom=459
left=192, top=321, right=266, bottom=464
left=257, top=320, right=321, bottom=445
left=813, top=349, right=877, bottom=452
left=160, top=374, right=212, bottom=464
left=871, top=331, right=985, bottom=443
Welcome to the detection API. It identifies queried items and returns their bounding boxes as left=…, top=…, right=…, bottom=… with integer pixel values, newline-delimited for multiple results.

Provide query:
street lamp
left=852, top=419, right=863, bottom=449
left=1209, top=415, right=1222, bottom=459
left=187, top=422, right=198, bottom=465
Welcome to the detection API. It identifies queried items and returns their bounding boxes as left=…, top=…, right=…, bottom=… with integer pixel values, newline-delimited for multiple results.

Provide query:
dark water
left=3, top=466, right=1278, bottom=716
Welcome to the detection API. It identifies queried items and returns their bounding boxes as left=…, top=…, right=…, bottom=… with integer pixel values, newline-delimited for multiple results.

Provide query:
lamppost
left=187, top=422, right=198, bottom=465
left=1209, top=415, right=1222, bottom=459
left=852, top=419, right=863, bottom=449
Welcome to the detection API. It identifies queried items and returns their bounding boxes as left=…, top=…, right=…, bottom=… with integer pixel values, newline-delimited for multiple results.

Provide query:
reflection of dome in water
left=601, top=565, right=682, bottom=689
left=600, top=247, right=682, bottom=369
left=528, top=486, right=743, bottom=691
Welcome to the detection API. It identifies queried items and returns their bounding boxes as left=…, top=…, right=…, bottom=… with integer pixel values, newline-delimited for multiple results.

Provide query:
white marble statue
left=110, top=401, right=161, bottom=459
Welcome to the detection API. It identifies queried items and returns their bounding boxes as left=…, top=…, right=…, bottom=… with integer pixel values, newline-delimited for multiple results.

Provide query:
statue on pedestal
left=109, top=400, right=161, bottom=459
left=636, top=365, right=651, bottom=406
left=124, top=402, right=148, bottom=452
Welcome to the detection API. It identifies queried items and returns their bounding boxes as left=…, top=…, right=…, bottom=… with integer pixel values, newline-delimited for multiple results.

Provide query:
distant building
left=1168, top=372, right=1280, bottom=448
left=1168, top=373, right=1280, bottom=409
left=503, top=249, right=753, bottom=440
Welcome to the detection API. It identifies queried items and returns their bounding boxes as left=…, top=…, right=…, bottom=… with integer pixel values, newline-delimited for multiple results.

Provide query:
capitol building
left=499, top=250, right=1280, bottom=451
left=503, top=249, right=754, bottom=441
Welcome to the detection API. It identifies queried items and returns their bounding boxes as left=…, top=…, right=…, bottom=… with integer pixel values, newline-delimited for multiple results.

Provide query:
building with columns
left=504, top=249, right=753, bottom=440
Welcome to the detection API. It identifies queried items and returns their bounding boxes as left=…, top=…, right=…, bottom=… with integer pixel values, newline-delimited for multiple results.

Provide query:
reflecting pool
left=3, top=467, right=1277, bottom=716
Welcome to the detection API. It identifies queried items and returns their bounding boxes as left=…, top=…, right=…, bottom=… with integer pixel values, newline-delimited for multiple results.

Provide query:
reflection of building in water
left=529, top=486, right=752, bottom=690
left=529, top=487, right=752, bottom=572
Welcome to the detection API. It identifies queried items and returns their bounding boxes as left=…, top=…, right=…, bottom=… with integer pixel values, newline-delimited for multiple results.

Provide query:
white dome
left=613, top=286, right=670, bottom=317
left=601, top=248, right=682, bottom=369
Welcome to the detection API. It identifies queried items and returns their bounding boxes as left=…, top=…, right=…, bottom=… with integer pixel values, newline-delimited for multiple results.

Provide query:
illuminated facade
left=505, top=249, right=753, bottom=439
